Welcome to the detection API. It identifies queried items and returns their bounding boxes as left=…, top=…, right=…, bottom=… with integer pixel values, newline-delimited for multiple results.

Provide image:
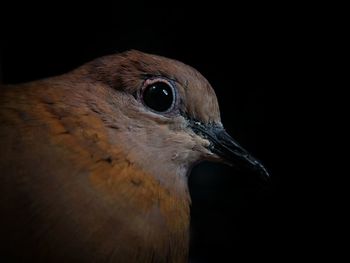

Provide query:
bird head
left=75, top=50, right=268, bottom=191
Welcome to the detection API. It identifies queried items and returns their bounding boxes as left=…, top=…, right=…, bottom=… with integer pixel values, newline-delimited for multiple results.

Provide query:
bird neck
left=89, top=159, right=191, bottom=261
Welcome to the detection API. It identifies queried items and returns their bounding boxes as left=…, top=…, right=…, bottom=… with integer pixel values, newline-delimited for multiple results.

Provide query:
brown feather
left=0, top=50, right=221, bottom=262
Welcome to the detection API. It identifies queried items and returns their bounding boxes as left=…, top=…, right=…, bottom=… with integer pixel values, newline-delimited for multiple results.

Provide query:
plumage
left=0, top=50, right=268, bottom=262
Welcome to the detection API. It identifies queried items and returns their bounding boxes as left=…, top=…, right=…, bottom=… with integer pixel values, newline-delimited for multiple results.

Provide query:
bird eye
left=141, top=79, right=175, bottom=113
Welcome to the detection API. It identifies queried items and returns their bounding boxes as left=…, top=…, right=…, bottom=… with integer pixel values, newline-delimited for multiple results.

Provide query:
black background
left=1, top=2, right=329, bottom=262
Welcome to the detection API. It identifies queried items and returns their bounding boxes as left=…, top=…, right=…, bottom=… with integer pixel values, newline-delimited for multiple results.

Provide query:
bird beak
left=190, top=121, right=270, bottom=180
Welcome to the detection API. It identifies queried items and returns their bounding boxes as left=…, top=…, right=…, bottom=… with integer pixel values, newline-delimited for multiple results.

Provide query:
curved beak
left=190, top=121, right=270, bottom=180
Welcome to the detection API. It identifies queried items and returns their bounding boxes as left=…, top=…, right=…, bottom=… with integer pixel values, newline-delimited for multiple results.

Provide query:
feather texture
left=0, top=50, right=222, bottom=262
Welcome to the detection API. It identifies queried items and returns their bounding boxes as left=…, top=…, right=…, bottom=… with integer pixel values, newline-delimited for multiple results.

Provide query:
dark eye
left=142, top=80, right=175, bottom=112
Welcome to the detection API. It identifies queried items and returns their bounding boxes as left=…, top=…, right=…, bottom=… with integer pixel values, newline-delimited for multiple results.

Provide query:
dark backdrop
left=1, top=2, right=323, bottom=262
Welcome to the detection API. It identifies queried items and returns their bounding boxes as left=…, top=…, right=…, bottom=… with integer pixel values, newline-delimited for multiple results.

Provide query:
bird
left=0, top=50, right=269, bottom=263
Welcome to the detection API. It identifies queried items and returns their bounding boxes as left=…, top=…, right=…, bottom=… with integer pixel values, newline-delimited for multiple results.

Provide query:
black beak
left=190, top=121, right=270, bottom=180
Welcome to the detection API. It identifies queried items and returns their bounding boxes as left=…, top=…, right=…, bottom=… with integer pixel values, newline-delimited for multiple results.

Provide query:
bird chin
left=203, top=151, right=223, bottom=163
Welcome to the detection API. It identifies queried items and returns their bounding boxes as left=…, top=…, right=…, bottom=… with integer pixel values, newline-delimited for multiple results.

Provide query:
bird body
left=0, top=50, right=268, bottom=262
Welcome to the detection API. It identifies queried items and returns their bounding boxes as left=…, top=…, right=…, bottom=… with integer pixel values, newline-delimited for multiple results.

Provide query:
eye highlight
left=141, top=78, right=176, bottom=113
